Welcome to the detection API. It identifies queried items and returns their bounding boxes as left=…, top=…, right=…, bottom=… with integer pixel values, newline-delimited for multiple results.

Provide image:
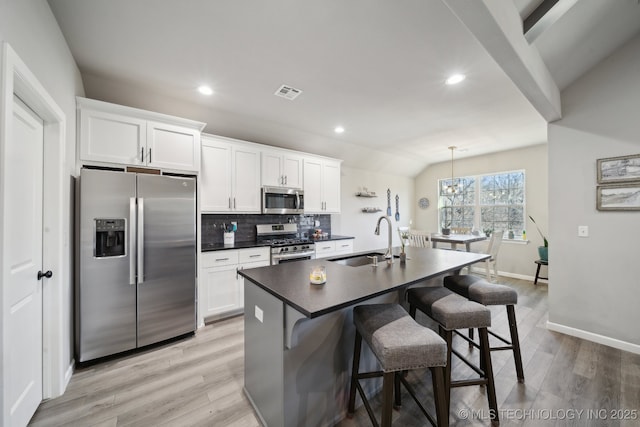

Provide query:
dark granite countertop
left=238, top=246, right=489, bottom=318
left=201, top=235, right=354, bottom=252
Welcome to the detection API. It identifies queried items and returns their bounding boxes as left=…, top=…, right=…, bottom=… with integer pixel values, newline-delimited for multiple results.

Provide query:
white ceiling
left=48, top=0, right=640, bottom=176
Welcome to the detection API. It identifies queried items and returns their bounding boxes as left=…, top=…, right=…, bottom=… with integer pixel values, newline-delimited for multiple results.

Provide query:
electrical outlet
left=578, top=225, right=589, bottom=237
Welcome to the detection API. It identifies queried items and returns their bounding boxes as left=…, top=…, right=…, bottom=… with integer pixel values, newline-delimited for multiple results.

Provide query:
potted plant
left=483, top=227, right=493, bottom=237
left=528, top=215, right=548, bottom=261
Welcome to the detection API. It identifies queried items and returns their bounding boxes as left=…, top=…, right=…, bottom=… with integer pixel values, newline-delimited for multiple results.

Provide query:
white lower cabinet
left=201, top=247, right=270, bottom=321
left=315, top=239, right=354, bottom=259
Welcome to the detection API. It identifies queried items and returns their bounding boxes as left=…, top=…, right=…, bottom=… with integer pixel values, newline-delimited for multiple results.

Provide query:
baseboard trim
left=468, top=267, right=548, bottom=284
left=64, top=360, right=75, bottom=389
left=546, top=321, right=640, bottom=355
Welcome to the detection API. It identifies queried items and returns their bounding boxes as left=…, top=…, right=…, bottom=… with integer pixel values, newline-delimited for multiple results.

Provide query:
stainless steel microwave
left=262, top=187, right=304, bottom=214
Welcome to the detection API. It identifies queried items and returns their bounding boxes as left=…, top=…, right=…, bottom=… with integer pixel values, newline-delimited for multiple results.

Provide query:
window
left=438, top=170, right=526, bottom=237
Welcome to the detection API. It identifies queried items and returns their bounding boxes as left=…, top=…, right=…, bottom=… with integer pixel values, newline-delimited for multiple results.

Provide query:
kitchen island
left=238, top=246, right=489, bottom=427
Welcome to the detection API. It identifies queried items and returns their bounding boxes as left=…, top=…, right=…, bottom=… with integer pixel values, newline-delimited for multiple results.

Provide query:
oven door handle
left=272, top=250, right=316, bottom=260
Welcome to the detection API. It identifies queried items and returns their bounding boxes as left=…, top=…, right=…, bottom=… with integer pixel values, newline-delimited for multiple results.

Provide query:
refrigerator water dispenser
left=94, top=218, right=125, bottom=257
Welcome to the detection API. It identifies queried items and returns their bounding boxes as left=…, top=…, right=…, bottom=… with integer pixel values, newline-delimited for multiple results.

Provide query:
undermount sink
left=329, top=252, right=396, bottom=267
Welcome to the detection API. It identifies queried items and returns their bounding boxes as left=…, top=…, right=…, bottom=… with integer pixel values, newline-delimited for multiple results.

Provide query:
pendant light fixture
left=445, top=146, right=460, bottom=194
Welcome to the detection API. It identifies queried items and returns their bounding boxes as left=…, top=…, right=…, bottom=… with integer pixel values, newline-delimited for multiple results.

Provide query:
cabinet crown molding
left=77, top=96, right=206, bottom=131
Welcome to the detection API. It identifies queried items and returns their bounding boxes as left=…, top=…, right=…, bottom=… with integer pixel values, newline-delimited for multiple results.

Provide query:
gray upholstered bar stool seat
left=406, top=287, right=499, bottom=424
left=347, top=304, right=449, bottom=427
left=444, top=274, right=524, bottom=382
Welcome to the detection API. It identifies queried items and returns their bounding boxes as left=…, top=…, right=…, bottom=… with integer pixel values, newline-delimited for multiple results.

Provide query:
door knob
left=37, top=270, right=53, bottom=280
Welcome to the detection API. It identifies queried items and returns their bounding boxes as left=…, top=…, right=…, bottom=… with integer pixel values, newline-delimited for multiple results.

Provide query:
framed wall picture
left=597, top=154, right=640, bottom=184
left=596, top=183, right=640, bottom=211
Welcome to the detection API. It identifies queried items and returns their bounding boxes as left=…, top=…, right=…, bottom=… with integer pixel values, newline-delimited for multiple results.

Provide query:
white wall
left=548, top=34, right=640, bottom=350
left=0, top=0, right=84, bottom=393
left=414, top=144, right=548, bottom=278
left=332, top=167, right=414, bottom=252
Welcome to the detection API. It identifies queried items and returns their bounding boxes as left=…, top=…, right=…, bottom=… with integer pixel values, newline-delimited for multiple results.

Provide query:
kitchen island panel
left=245, top=279, right=395, bottom=427
left=244, top=283, right=284, bottom=427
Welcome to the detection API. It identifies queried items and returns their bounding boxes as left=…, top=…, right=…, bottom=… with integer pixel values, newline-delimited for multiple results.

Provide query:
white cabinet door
left=261, top=150, right=303, bottom=189
left=323, top=160, right=341, bottom=213
left=201, top=138, right=232, bottom=212
left=261, top=151, right=284, bottom=187
left=282, top=154, right=303, bottom=189
left=233, top=145, right=261, bottom=212
left=202, top=265, right=240, bottom=318
left=202, top=136, right=260, bottom=213
left=79, top=108, right=145, bottom=165
left=304, top=157, right=341, bottom=213
left=147, top=121, right=200, bottom=172
left=303, top=158, right=323, bottom=213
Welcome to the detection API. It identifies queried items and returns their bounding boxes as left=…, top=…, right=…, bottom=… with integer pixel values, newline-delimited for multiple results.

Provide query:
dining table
left=430, top=233, right=487, bottom=251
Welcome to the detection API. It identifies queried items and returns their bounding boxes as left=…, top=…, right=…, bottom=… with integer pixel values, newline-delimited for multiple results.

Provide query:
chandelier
left=444, top=146, right=461, bottom=194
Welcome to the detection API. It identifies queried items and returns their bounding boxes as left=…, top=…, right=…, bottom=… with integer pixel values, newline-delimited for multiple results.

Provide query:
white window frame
left=438, top=169, right=526, bottom=239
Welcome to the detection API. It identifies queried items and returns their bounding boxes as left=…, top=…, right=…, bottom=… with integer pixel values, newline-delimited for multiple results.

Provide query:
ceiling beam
left=523, top=0, right=560, bottom=33
left=524, top=0, right=580, bottom=43
left=443, top=0, right=561, bottom=122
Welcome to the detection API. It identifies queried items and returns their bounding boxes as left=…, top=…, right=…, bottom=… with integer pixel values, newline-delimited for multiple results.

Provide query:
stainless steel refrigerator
left=76, top=168, right=196, bottom=362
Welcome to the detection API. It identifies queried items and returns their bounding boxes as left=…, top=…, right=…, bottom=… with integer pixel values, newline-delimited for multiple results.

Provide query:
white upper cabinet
left=77, top=97, right=205, bottom=172
left=201, top=134, right=261, bottom=213
left=303, top=157, right=341, bottom=213
left=146, top=121, right=200, bottom=171
left=261, top=149, right=303, bottom=189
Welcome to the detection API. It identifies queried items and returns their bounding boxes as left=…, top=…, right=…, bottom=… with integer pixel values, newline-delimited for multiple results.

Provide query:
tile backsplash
left=202, top=214, right=331, bottom=245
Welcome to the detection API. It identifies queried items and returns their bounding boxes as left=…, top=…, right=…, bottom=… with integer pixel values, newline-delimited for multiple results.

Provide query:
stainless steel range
left=256, top=223, right=315, bottom=264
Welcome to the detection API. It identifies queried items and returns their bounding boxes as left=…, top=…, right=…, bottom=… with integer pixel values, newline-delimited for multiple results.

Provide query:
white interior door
left=4, top=95, right=44, bottom=426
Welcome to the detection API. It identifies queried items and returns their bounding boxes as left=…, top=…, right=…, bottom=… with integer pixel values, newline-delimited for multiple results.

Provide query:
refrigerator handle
left=137, top=197, right=144, bottom=284
left=129, top=197, right=136, bottom=285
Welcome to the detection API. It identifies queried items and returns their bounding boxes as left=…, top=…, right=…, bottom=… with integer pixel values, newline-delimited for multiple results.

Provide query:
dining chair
left=407, top=229, right=431, bottom=248
left=482, top=231, right=504, bottom=282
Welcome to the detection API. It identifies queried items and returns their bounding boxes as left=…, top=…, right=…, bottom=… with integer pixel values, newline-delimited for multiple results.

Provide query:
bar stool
left=406, top=286, right=498, bottom=423
left=347, top=304, right=449, bottom=427
left=444, top=274, right=524, bottom=382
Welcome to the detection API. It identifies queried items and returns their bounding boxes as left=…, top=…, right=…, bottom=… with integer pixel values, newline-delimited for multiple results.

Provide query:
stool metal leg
left=507, top=305, right=525, bottom=382
left=478, top=328, right=499, bottom=423
left=348, top=331, right=363, bottom=414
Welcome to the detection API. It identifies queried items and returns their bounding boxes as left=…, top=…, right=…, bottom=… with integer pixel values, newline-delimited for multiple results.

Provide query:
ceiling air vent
left=274, top=84, right=302, bottom=100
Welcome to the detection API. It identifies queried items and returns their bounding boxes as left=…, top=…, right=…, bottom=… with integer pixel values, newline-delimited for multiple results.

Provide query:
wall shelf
left=355, top=191, right=378, bottom=198
left=361, top=207, right=382, bottom=213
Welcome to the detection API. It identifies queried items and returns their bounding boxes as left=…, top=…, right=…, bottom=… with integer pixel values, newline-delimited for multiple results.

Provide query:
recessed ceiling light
left=198, top=85, right=213, bottom=95
left=334, top=126, right=345, bottom=134
left=445, top=74, right=466, bottom=85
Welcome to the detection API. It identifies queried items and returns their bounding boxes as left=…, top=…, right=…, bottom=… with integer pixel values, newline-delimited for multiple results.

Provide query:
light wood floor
left=30, top=277, right=640, bottom=426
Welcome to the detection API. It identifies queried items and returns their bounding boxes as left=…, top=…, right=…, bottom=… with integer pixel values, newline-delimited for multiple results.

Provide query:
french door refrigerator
left=76, top=168, right=196, bottom=362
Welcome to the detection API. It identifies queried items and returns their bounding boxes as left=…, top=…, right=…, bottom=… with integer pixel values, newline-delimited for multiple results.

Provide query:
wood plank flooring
left=30, top=277, right=640, bottom=426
